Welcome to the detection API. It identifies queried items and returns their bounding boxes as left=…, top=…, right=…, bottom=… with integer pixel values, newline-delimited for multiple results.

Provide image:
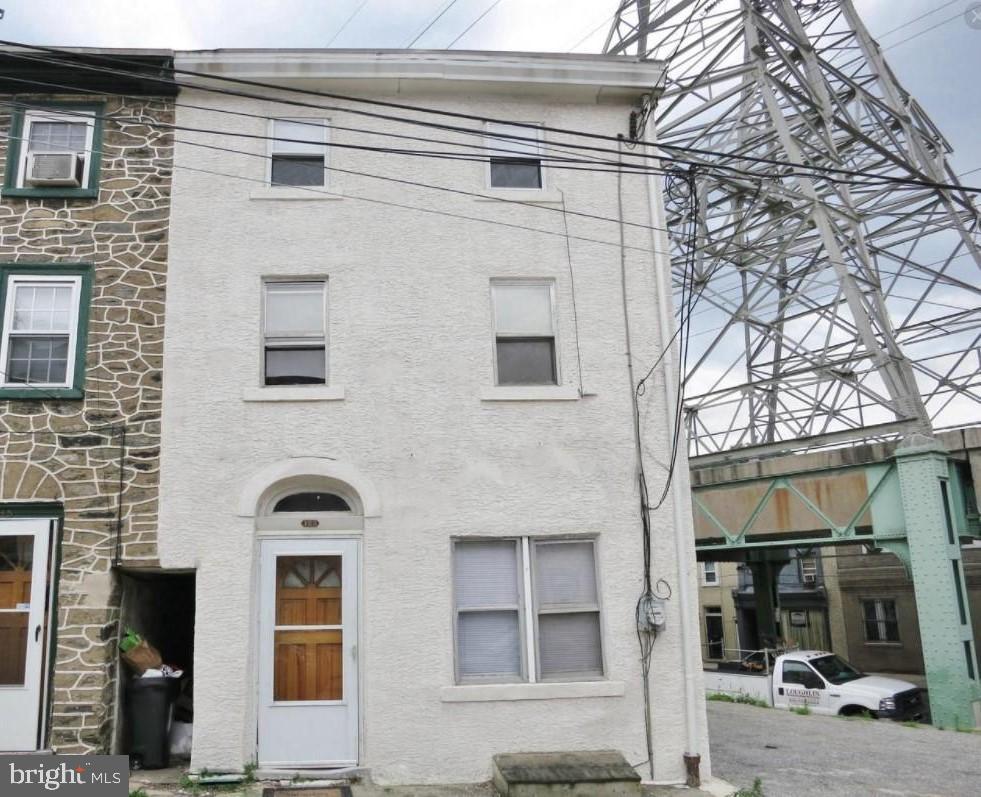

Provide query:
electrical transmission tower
left=605, top=0, right=981, bottom=458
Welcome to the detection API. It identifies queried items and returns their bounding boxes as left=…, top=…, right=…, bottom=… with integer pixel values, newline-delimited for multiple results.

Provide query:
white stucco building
left=159, top=49, right=708, bottom=786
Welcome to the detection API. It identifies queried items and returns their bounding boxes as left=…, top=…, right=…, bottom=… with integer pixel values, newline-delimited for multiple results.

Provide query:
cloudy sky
left=1, top=0, right=977, bottom=433
left=2, top=0, right=978, bottom=174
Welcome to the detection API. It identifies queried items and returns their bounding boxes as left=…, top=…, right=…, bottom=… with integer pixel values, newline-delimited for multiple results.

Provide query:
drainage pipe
left=642, top=118, right=701, bottom=780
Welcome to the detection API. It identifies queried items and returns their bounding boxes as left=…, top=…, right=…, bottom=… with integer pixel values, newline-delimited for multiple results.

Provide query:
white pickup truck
left=704, top=650, right=928, bottom=721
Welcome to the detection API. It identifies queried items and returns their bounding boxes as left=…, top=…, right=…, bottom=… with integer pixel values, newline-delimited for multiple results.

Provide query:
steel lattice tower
left=605, top=0, right=981, bottom=457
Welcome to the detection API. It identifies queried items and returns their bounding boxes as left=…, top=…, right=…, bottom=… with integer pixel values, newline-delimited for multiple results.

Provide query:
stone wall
left=0, top=94, right=173, bottom=753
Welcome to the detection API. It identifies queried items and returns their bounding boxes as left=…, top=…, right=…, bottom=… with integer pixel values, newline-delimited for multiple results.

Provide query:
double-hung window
left=263, top=280, right=327, bottom=386
left=491, top=280, right=558, bottom=386
left=862, top=598, right=900, bottom=643
left=486, top=122, right=543, bottom=189
left=0, top=267, right=90, bottom=397
left=4, top=104, right=101, bottom=198
left=452, top=537, right=604, bottom=683
left=269, top=119, right=328, bottom=187
left=701, top=561, right=719, bottom=585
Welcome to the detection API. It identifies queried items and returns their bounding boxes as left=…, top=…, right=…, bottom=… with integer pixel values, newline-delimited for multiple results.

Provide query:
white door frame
left=255, top=534, right=361, bottom=768
left=0, top=515, right=57, bottom=752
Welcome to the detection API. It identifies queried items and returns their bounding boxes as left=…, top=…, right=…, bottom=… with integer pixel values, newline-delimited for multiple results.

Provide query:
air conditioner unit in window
left=25, top=152, right=85, bottom=187
left=802, top=572, right=817, bottom=585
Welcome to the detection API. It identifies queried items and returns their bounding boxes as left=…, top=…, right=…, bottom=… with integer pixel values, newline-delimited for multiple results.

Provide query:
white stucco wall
left=159, top=58, right=708, bottom=785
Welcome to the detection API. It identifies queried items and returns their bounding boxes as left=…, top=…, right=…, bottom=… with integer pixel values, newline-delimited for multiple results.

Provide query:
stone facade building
left=0, top=50, right=175, bottom=753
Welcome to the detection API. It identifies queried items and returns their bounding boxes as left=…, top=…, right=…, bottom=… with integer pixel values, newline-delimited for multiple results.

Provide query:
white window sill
left=474, top=189, right=563, bottom=204
left=242, top=386, right=345, bottom=402
left=249, top=187, right=343, bottom=201
left=441, top=680, right=624, bottom=703
left=480, top=386, right=580, bottom=402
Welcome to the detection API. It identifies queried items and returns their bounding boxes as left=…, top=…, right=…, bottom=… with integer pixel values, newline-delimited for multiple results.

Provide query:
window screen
left=271, top=119, right=327, bottom=187
left=263, top=281, right=327, bottom=385
left=534, top=540, right=603, bottom=679
left=492, top=281, right=557, bottom=385
left=486, top=122, right=543, bottom=189
left=453, top=540, right=522, bottom=680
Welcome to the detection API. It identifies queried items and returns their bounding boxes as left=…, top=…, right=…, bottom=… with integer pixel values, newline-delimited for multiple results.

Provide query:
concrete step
left=492, top=751, right=641, bottom=797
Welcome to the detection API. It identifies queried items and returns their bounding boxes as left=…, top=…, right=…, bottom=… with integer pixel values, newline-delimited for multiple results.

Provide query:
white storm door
left=0, top=518, right=53, bottom=751
left=257, top=538, right=359, bottom=767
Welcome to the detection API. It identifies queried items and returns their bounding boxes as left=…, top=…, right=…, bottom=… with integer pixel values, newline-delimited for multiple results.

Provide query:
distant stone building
left=0, top=49, right=175, bottom=754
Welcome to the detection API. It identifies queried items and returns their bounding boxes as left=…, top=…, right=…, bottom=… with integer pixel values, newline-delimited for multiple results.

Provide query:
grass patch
left=792, top=705, right=812, bottom=716
left=708, top=691, right=770, bottom=708
left=130, top=790, right=149, bottom=797
left=728, top=777, right=766, bottom=797
left=901, top=720, right=922, bottom=728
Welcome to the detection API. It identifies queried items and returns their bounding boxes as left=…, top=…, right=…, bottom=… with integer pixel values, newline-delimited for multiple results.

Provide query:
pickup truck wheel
left=839, top=705, right=877, bottom=719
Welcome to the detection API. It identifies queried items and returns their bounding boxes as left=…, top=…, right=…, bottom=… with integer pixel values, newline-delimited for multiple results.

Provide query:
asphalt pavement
left=707, top=700, right=981, bottom=797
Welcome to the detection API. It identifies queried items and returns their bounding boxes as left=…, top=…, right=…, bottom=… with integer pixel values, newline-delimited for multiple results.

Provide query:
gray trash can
left=127, top=677, right=179, bottom=770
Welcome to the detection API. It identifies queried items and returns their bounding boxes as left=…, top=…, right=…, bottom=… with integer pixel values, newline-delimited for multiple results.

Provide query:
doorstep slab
left=493, top=751, right=641, bottom=797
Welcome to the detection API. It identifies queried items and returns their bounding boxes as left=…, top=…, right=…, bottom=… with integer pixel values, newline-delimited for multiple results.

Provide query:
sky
left=1, top=0, right=977, bottom=434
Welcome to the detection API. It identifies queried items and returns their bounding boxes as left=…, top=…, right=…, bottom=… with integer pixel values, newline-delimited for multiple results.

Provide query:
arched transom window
left=272, top=492, right=351, bottom=513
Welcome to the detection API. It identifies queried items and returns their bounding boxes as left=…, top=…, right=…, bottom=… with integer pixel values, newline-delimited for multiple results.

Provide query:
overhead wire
left=326, top=0, right=370, bottom=47
left=406, top=0, right=462, bottom=48
left=4, top=41, right=981, bottom=196
left=446, top=0, right=504, bottom=48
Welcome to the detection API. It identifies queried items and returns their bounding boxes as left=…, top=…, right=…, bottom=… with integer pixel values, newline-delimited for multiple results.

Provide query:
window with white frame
left=862, top=598, right=900, bottom=643
left=269, top=119, right=328, bottom=187
left=491, top=280, right=558, bottom=386
left=0, top=274, right=82, bottom=389
left=16, top=109, right=96, bottom=190
left=452, top=538, right=604, bottom=684
left=701, top=561, right=719, bottom=585
left=262, top=280, right=327, bottom=386
left=486, top=122, right=543, bottom=189
left=799, top=556, right=819, bottom=585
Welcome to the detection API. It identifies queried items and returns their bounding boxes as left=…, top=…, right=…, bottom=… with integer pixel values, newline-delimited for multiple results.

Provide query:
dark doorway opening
left=115, top=570, right=195, bottom=762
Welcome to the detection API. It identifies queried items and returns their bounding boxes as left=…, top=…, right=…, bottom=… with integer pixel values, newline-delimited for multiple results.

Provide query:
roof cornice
left=174, top=49, right=665, bottom=97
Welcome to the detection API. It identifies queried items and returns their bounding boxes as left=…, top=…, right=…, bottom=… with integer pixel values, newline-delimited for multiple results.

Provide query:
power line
left=326, top=0, right=370, bottom=47
left=0, top=125, right=662, bottom=258
left=5, top=41, right=981, bottom=196
left=874, top=0, right=961, bottom=40
left=447, top=0, right=504, bottom=48
left=406, top=0, right=462, bottom=48
left=6, top=86, right=954, bottom=285
left=880, top=10, right=964, bottom=52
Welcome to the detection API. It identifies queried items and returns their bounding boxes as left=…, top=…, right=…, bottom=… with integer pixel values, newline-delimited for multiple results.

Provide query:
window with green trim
left=0, top=265, right=91, bottom=399
left=3, top=103, right=103, bottom=199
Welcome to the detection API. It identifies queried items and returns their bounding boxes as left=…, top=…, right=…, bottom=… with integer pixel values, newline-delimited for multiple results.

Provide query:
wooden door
left=257, top=538, right=359, bottom=767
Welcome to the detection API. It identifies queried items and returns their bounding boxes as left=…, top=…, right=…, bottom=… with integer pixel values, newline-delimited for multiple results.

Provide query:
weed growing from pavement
left=708, top=691, right=770, bottom=708
left=792, top=705, right=812, bottom=715
left=901, top=720, right=922, bottom=728
left=130, top=790, right=149, bottom=797
left=728, top=777, right=766, bottom=796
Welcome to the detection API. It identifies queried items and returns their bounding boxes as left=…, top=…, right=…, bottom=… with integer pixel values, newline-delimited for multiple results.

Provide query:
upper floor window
left=486, top=122, right=543, bottom=189
left=0, top=266, right=90, bottom=398
left=863, top=598, right=899, bottom=643
left=3, top=105, right=101, bottom=198
left=491, top=280, right=558, bottom=386
left=269, top=119, right=328, bottom=187
left=452, top=537, right=604, bottom=684
left=701, top=561, right=719, bottom=585
left=263, top=280, right=327, bottom=386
